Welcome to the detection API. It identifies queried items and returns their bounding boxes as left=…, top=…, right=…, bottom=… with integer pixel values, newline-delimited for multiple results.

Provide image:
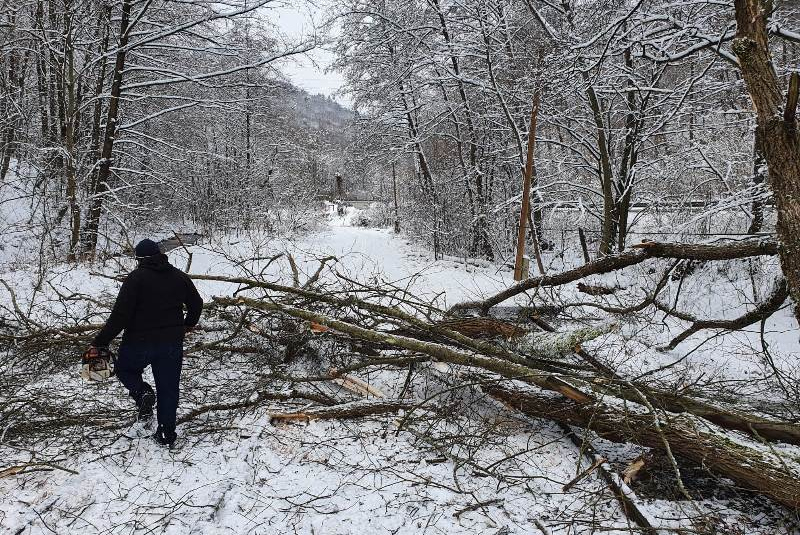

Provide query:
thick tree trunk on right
left=733, top=0, right=800, bottom=325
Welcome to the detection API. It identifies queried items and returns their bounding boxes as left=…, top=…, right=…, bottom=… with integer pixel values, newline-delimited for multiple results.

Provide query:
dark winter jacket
left=92, top=254, right=203, bottom=347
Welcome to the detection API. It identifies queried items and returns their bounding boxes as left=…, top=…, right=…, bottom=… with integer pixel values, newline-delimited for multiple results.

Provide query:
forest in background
left=0, top=0, right=355, bottom=260
left=333, top=0, right=799, bottom=260
left=3, top=0, right=800, bottom=265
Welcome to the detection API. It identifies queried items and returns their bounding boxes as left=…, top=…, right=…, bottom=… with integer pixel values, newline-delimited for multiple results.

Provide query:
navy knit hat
left=134, top=239, right=161, bottom=258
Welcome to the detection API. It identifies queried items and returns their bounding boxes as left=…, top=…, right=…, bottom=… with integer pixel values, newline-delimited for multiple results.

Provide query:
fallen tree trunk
left=482, top=380, right=800, bottom=510
left=269, top=399, right=413, bottom=424
left=193, top=273, right=578, bottom=374
left=451, top=239, right=778, bottom=314
left=213, top=296, right=595, bottom=403
left=214, top=296, right=800, bottom=446
left=530, top=316, right=800, bottom=445
left=616, top=383, right=800, bottom=446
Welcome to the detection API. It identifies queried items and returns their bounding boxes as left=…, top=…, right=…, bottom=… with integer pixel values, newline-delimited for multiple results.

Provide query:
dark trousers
left=116, top=341, right=183, bottom=428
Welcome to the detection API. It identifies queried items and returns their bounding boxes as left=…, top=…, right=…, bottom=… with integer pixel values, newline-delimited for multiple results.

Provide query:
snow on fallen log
left=481, top=378, right=800, bottom=510
left=269, top=399, right=413, bottom=425
left=214, top=295, right=800, bottom=447
left=509, top=323, right=616, bottom=357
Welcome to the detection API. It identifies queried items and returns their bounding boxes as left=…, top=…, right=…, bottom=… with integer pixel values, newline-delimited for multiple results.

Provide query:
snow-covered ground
left=1, top=212, right=798, bottom=534
left=191, top=225, right=510, bottom=305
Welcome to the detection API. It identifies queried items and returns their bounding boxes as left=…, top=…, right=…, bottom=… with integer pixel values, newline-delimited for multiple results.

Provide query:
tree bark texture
left=733, top=0, right=800, bottom=325
left=483, top=380, right=800, bottom=510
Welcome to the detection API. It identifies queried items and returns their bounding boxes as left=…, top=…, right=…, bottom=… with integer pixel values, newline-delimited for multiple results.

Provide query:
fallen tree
left=599, top=381, right=800, bottom=446
left=212, top=294, right=800, bottom=446
left=451, top=239, right=779, bottom=314
left=190, top=273, right=580, bottom=374
left=3, top=246, right=797, bottom=515
left=481, top=378, right=800, bottom=510
left=212, top=295, right=598, bottom=402
left=4, top=268, right=797, bottom=448
left=208, top=294, right=800, bottom=510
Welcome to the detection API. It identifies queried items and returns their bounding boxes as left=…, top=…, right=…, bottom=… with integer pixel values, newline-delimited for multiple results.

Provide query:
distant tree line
left=0, top=0, right=352, bottom=259
left=332, top=0, right=799, bottom=262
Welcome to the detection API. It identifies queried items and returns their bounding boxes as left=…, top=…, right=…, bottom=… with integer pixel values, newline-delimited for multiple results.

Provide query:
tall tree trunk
left=392, top=162, right=401, bottom=233
left=387, top=42, right=435, bottom=202
left=0, top=12, right=22, bottom=185
left=0, top=129, right=15, bottom=186
left=82, top=0, right=133, bottom=257
left=50, top=0, right=67, bottom=195
left=34, top=0, right=50, bottom=144
left=583, top=71, right=615, bottom=256
left=86, top=4, right=111, bottom=184
left=478, top=14, right=543, bottom=249
left=747, top=125, right=767, bottom=234
left=733, top=0, right=800, bottom=325
left=615, top=48, right=638, bottom=251
left=430, top=0, right=493, bottom=260
left=45, top=0, right=64, bottom=196
left=398, top=80, right=434, bottom=199
left=432, top=68, right=476, bottom=240
left=63, top=0, right=81, bottom=260
left=514, top=94, right=540, bottom=281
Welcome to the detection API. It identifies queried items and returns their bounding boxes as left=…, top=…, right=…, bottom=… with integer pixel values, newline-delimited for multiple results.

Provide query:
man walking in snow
left=88, top=238, right=203, bottom=447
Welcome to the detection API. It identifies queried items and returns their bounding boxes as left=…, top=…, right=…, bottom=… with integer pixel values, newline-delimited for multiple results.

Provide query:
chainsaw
left=80, top=347, right=115, bottom=382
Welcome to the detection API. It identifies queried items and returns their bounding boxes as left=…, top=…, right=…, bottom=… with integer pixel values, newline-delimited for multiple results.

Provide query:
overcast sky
left=271, top=1, right=348, bottom=105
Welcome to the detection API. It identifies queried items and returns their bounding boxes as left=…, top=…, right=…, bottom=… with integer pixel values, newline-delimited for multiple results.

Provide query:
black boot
left=154, top=424, right=177, bottom=448
left=133, top=383, right=156, bottom=421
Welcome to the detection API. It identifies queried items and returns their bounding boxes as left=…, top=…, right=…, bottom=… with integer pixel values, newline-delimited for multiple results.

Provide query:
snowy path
left=184, top=224, right=513, bottom=308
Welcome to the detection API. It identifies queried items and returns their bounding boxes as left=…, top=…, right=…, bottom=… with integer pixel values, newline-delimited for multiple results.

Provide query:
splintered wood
left=269, top=400, right=413, bottom=426
left=329, top=370, right=385, bottom=398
